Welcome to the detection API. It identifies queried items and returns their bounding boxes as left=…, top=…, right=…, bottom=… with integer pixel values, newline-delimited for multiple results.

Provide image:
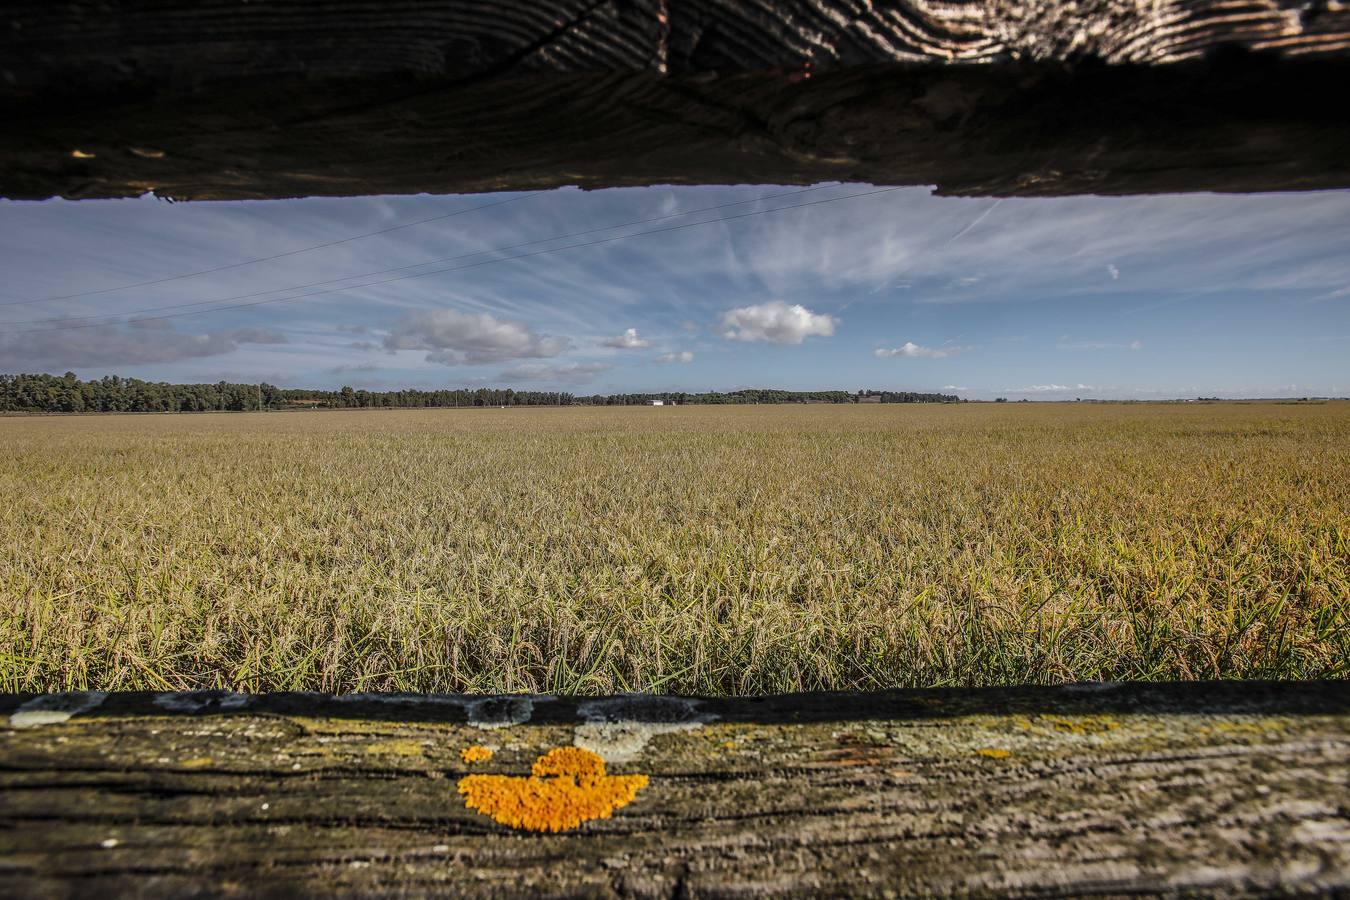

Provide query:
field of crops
left=2, top=402, right=1347, bottom=694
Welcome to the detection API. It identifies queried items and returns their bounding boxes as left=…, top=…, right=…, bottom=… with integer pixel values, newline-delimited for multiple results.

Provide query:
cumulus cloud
left=874, top=342, right=964, bottom=359
left=943, top=384, right=967, bottom=390
left=495, top=362, right=611, bottom=384
left=0, top=321, right=260, bottom=369
left=601, top=328, right=650, bottom=349
left=721, top=301, right=836, bottom=344
left=657, top=350, right=694, bottom=364
left=383, top=309, right=568, bottom=366
left=1107, top=264, right=1120, bottom=280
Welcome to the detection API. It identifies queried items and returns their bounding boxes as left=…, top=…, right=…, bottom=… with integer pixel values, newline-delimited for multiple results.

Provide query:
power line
left=0, top=192, right=542, bottom=308
left=3, top=186, right=905, bottom=335
left=3, top=184, right=841, bottom=329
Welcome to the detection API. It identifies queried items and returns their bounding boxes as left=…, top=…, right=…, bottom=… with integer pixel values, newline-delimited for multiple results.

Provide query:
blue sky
left=1, top=184, right=1347, bottom=399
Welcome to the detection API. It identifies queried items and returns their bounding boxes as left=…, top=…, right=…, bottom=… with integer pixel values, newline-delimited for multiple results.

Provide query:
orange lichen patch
left=458, top=747, right=648, bottom=832
left=977, top=748, right=1012, bottom=759
left=461, top=745, right=494, bottom=764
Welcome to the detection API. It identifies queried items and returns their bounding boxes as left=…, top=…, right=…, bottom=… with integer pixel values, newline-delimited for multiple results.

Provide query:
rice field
left=2, top=402, right=1347, bottom=695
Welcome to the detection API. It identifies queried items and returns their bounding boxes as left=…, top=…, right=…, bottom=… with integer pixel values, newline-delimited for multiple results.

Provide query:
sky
left=0, top=183, right=1348, bottom=400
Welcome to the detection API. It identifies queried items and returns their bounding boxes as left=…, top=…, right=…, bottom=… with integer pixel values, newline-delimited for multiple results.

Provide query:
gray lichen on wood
left=1, top=682, right=1347, bottom=896
left=3, top=1, right=1350, bottom=201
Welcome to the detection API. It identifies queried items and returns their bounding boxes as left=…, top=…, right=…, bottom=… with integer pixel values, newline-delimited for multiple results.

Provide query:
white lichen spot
left=154, top=691, right=254, bottom=714
left=432, top=844, right=450, bottom=853
left=329, top=692, right=553, bottom=729
left=9, top=692, right=108, bottom=729
left=100, top=838, right=119, bottom=849
left=574, top=696, right=715, bottom=762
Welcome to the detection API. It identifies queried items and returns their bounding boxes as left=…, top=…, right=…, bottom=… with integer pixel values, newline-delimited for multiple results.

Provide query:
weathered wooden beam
left=2, top=1, right=1350, bottom=201
left=3, top=682, right=1348, bottom=896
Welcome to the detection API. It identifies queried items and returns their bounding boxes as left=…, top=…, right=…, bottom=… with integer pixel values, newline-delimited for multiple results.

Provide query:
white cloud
left=383, top=309, right=568, bottom=366
left=1107, top=264, right=1120, bottom=280
left=657, top=350, right=694, bottom=364
left=943, top=384, right=967, bottom=391
left=721, top=301, right=835, bottom=344
left=601, top=328, right=650, bottom=349
left=874, top=342, right=964, bottom=359
left=495, top=362, right=611, bottom=384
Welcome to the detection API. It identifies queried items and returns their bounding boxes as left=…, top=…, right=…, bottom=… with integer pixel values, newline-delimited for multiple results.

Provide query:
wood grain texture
left=2, top=682, right=1348, bottom=897
left=2, top=1, right=1350, bottom=200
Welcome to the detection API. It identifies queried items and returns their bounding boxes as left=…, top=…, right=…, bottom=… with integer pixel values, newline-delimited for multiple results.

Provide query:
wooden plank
left=2, top=1, right=1349, bottom=200
left=2, top=682, right=1348, bottom=896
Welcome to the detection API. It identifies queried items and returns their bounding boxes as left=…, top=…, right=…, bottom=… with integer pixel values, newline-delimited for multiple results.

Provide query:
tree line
left=0, top=372, right=959, bottom=413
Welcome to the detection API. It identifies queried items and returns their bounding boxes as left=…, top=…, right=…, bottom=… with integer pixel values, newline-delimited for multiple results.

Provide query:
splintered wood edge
left=2, top=682, right=1348, bottom=896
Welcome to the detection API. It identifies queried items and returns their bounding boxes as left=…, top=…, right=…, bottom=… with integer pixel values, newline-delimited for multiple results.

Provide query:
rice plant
left=2, top=402, right=1346, bottom=694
